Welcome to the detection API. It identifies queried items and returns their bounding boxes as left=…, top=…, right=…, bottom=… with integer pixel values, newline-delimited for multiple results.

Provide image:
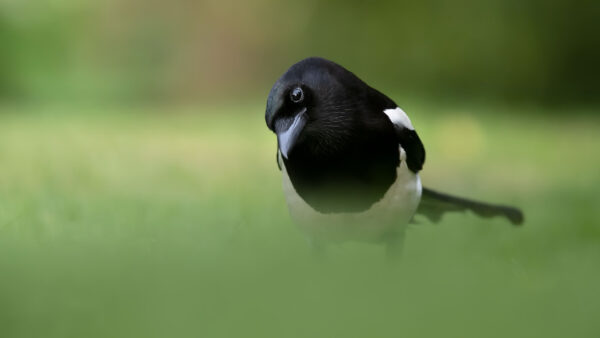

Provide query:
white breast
left=280, top=148, right=422, bottom=243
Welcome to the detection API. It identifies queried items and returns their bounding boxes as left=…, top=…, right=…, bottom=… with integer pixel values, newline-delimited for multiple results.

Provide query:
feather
left=416, top=187, right=524, bottom=225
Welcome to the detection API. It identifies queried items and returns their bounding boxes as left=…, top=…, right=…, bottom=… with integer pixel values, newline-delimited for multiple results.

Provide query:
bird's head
left=265, top=57, right=367, bottom=159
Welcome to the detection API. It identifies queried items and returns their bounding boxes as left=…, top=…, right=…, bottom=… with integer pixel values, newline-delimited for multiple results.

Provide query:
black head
left=266, top=57, right=389, bottom=159
left=265, top=57, right=402, bottom=213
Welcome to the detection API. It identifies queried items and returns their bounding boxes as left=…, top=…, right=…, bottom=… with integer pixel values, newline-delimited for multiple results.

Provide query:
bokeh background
left=1, top=0, right=599, bottom=105
left=1, top=1, right=599, bottom=337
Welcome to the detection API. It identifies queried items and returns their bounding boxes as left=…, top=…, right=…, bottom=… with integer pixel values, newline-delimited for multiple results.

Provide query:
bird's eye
left=290, top=87, right=304, bottom=103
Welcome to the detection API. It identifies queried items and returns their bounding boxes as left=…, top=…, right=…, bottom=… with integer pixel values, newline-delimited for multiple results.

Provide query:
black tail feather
left=416, top=187, right=524, bottom=226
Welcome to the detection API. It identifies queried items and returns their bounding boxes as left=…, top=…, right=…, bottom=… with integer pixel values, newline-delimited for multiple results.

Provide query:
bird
left=265, top=57, right=523, bottom=256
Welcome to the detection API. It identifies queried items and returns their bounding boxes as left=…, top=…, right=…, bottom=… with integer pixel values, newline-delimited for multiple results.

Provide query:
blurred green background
left=1, top=1, right=599, bottom=338
left=1, top=0, right=599, bottom=104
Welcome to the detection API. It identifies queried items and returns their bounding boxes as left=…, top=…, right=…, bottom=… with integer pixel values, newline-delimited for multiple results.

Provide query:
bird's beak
left=276, top=108, right=307, bottom=159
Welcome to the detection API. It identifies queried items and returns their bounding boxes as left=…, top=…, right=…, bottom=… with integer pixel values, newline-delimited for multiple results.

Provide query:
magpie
left=265, top=57, right=523, bottom=254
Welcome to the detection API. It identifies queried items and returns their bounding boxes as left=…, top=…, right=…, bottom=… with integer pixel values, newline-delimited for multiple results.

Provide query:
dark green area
left=0, top=1, right=598, bottom=104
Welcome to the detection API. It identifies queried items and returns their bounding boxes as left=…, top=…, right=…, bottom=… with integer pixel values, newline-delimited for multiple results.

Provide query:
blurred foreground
left=0, top=102, right=599, bottom=337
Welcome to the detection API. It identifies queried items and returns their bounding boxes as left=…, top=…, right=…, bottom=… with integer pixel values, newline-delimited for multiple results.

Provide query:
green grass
left=0, top=103, right=599, bottom=338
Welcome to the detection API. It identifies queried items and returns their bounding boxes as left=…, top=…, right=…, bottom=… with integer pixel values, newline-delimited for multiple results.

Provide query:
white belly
left=280, top=148, right=422, bottom=243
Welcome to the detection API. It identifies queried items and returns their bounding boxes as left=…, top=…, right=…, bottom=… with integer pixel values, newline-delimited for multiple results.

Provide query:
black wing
left=416, top=187, right=524, bottom=226
left=365, top=88, right=425, bottom=173
left=391, top=123, right=425, bottom=173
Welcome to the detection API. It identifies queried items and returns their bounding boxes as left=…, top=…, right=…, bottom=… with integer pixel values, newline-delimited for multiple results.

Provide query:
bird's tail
left=415, top=187, right=524, bottom=226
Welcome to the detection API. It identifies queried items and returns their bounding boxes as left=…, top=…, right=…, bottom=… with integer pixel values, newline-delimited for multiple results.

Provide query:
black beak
left=276, top=108, right=307, bottom=159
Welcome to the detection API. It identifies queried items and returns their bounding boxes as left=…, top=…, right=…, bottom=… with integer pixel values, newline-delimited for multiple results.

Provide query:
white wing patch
left=384, top=107, right=415, bottom=130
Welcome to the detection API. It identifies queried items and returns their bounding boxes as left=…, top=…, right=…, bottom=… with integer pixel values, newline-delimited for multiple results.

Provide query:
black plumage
left=265, top=57, right=523, bottom=250
left=266, top=57, right=426, bottom=213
